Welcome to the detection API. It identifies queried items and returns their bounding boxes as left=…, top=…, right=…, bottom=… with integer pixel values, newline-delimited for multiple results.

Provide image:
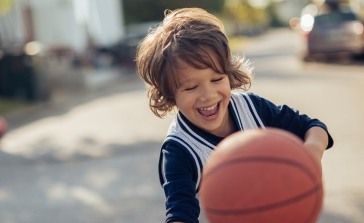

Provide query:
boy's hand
left=303, top=142, right=324, bottom=163
left=303, top=126, right=329, bottom=162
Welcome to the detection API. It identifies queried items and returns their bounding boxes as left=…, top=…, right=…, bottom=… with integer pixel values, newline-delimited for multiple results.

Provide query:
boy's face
left=174, top=60, right=232, bottom=137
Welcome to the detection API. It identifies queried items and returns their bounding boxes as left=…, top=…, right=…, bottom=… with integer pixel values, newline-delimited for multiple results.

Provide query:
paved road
left=0, top=28, right=363, bottom=223
left=243, top=29, right=364, bottom=223
left=1, top=76, right=169, bottom=222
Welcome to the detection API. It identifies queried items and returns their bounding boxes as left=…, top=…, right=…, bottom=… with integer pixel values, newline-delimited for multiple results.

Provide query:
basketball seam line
left=205, top=183, right=322, bottom=215
left=204, top=157, right=319, bottom=181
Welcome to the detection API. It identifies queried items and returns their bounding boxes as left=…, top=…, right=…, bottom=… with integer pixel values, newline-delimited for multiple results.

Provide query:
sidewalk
left=1, top=66, right=140, bottom=132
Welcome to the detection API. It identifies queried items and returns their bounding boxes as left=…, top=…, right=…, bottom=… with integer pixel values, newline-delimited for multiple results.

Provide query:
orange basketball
left=200, top=128, right=323, bottom=223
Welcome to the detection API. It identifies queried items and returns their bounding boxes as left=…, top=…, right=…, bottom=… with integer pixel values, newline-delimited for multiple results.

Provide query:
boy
left=135, top=7, right=333, bottom=223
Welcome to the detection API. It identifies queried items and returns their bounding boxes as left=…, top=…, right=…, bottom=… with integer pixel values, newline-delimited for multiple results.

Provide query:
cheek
left=175, top=92, right=196, bottom=110
left=174, top=91, right=187, bottom=108
left=221, top=80, right=232, bottom=94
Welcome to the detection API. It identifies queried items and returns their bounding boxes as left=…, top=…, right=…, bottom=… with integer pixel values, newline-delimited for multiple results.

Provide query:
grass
left=0, top=97, right=31, bottom=115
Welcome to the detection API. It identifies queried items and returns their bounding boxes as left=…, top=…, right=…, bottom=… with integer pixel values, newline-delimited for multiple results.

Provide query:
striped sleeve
left=158, top=141, right=200, bottom=223
left=245, top=92, right=333, bottom=149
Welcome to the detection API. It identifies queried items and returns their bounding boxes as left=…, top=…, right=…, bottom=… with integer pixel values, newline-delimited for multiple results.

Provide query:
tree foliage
left=122, top=0, right=225, bottom=25
left=223, top=0, right=269, bottom=25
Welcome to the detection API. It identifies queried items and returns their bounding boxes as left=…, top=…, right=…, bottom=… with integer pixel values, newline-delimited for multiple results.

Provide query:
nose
left=199, top=83, right=217, bottom=102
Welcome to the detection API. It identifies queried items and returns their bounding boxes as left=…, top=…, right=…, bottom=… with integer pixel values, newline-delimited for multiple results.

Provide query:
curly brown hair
left=135, top=8, right=253, bottom=118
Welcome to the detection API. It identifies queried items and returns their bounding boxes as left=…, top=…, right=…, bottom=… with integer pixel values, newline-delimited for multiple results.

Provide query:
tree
left=122, top=0, right=225, bottom=25
left=224, top=0, right=268, bottom=24
left=222, top=0, right=270, bottom=35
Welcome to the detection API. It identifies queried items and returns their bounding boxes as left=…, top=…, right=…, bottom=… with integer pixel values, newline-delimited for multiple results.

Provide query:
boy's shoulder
left=231, top=91, right=263, bottom=102
left=231, top=91, right=258, bottom=97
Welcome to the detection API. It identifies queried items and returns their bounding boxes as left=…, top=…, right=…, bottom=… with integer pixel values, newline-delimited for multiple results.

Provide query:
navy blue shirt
left=158, top=92, right=333, bottom=223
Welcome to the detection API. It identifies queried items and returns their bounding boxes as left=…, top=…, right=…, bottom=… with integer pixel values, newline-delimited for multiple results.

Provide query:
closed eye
left=184, top=86, right=197, bottom=91
left=212, top=77, right=224, bottom=83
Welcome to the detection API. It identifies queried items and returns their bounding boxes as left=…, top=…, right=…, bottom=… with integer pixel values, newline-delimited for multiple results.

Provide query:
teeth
left=199, top=104, right=217, bottom=111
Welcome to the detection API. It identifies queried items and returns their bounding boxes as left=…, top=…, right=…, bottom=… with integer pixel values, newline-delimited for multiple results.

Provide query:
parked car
left=302, top=11, right=364, bottom=61
left=109, top=21, right=160, bottom=69
left=0, top=48, right=50, bottom=101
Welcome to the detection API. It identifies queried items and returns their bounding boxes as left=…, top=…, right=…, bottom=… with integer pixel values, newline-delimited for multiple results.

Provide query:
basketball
left=200, top=128, right=323, bottom=223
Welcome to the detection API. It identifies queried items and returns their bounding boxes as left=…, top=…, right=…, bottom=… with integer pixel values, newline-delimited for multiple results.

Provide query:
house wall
left=30, top=0, right=85, bottom=51
left=0, top=0, right=26, bottom=49
left=85, top=0, right=124, bottom=48
left=0, top=0, right=125, bottom=52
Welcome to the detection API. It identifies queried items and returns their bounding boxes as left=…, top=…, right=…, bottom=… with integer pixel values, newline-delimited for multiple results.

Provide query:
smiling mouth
left=197, top=102, right=220, bottom=118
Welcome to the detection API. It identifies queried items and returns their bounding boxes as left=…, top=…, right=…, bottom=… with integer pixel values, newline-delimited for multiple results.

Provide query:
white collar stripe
left=230, top=96, right=244, bottom=130
left=243, top=93, right=266, bottom=129
left=165, top=136, right=202, bottom=190
left=177, top=113, right=215, bottom=149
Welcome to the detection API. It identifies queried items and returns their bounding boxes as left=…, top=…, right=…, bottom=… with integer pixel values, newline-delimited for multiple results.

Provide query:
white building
left=0, top=0, right=125, bottom=53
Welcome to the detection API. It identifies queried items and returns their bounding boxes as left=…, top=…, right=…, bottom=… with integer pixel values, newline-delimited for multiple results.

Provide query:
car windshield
left=315, top=12, right=358, bottom=25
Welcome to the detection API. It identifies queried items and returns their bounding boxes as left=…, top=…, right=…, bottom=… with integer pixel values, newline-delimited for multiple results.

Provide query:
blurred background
left=0, top=0, right=363, bottom=108
left=0, top=0, right=363, bottom=222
